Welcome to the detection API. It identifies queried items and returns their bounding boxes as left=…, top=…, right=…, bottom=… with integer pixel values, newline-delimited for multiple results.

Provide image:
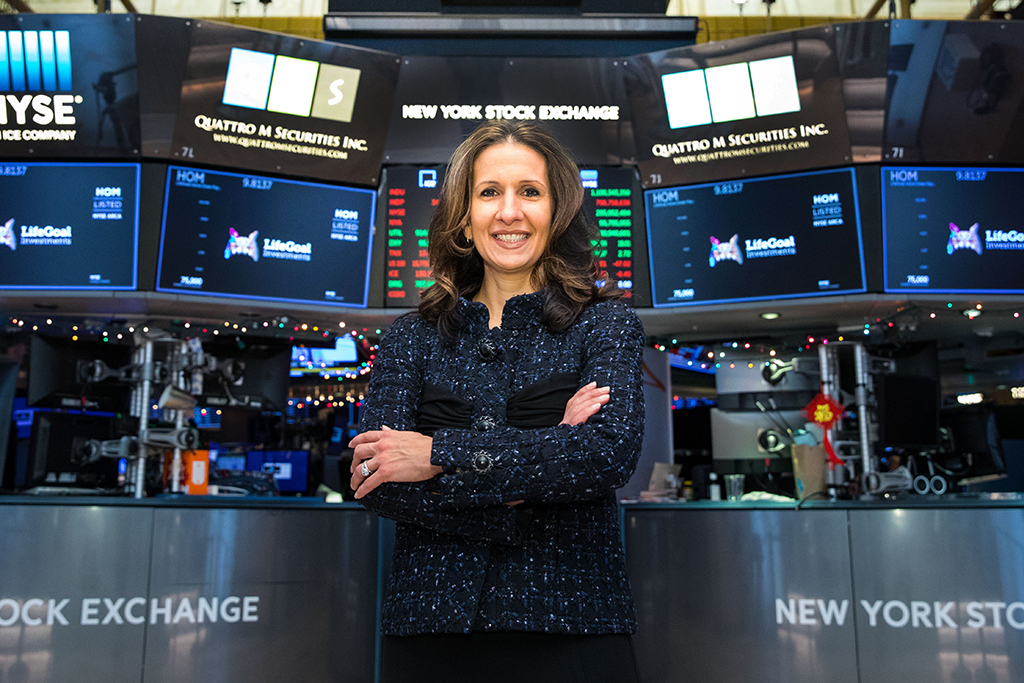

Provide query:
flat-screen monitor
left=23, top=412, right=122, bottom=490
left=882, top=21, right=1024, bottom=164
left=0, top=362, right=17, bottom=491
left=581, top=167, right=652, bottom=307
left=882, top=166, right=1024, bottom=293
left=711, top=407, right=804, bottom=459
left=196, top=341, right=290, bottom=412
left=246, top=450, right=309, bottom=493
left=939, top=404, right=1006, bottom=482
left=381, top=165, right=652, bottom=306
left=169, top=20, right=400, bottom=186
left=877, top=374, right=941, bottom=451
left=28, top=335, right=132, bottom=413
left=381, top=56, right=632, bottom=166
left=0, top=162, right=139, bottom=289
left=645, top=167, right=866, bottom=307
left=157, top=165, right=376, bottom=307
left=214, top=453, right=246, bottom=471
left=626, top=24, right=852, bottom=188
left=380, top=166, right=441, bottom=307
left=0, top=15, right=140, bottom=159
left=291, top=335, right=360, bottom=378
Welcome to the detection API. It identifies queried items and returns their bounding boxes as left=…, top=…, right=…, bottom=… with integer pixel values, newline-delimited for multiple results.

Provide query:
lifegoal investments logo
left=661, top=55, right=800, bottom=130
left=0, top=30, right=83, bottom=132
left=221, top=47, right=360, bottom=123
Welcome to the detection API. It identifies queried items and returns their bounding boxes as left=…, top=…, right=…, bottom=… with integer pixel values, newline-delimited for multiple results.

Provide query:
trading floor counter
left=1, top=495, right=1022, bottom=683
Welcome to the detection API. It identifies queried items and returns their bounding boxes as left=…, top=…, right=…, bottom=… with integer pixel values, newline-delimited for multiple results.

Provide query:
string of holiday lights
left=646, top=302, right=1024, bottom=360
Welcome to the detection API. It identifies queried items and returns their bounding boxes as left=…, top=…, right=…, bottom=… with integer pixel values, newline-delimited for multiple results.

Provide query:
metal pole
left=854, top=344, right=876, bottom=496
left=863, top=0, right=886, bottom=19
left=817, top=345, right=843, bottom=497
left=170, top=341, right=186, bottom=494
left=134, top=340, right=153, bottom=499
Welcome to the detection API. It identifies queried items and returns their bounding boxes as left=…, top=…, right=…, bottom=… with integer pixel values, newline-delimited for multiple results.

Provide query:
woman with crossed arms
left=350, top=120, right=645, bottom=682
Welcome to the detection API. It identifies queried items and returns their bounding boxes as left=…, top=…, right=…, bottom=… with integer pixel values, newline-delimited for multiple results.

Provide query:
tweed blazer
left=358, top=290, right=645, bottom=636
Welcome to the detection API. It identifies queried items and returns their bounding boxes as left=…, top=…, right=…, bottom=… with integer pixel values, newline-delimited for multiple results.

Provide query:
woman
left=350, top=120, right=646, bottom=682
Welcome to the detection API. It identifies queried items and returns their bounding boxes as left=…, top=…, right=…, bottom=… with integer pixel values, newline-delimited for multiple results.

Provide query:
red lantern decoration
left=802, top=393, right=846, bottom=468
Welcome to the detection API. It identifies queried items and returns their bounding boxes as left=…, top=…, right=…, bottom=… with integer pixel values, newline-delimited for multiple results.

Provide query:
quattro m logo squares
left=222, top=47, right=360, bottom=124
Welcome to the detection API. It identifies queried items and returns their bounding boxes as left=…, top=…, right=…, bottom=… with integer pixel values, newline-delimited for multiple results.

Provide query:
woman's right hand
left=560, top=381, right=610, bottom=426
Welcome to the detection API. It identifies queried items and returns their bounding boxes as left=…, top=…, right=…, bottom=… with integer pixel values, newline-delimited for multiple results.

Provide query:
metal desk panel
left=625, top=506, right=857, bottom=683
left=144, top=506, right=378, bottom=683
left=851, top=508, right=1024, bottom=683
left=0, top=504, right=153, bottom=683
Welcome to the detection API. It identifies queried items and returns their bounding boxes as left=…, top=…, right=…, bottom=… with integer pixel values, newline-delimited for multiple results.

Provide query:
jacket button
left=477, top=338, right=498, bottom=361
left=472, top=451, right=494, bottom=473
left=473, top=416, right=496, bottom=431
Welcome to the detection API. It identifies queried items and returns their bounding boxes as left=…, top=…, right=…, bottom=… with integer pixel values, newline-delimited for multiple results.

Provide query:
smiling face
left=465, top=142, right=553, bottom=290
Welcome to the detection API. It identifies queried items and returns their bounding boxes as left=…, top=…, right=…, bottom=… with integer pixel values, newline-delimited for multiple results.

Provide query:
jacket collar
left=459, top=289, right=546, bottom=331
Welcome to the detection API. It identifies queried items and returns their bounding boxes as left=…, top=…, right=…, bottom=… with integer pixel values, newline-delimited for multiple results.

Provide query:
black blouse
left=415, top=371, right=580, bottom=435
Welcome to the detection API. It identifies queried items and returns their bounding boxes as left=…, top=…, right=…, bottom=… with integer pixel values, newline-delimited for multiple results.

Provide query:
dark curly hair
left=418, top=120, right=620, bottom=343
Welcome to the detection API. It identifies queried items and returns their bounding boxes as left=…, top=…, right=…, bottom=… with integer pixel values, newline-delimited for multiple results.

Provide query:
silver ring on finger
left=360, top=461, right=372, bottom=478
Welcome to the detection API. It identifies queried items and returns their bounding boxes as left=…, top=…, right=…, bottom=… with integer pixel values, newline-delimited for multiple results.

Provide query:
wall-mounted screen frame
left=882, top=165, right=1024, bottom=294
left=645, top=166, right=866, bottom=307
left=157, top=165, right=376, bottom=308
left=0, top=161, right=140, bottom=290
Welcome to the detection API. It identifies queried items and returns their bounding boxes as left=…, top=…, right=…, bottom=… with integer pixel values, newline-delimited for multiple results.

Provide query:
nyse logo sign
left=0, top=30, right=73, bottom=92
left=661, top=55, right=800, bottom=129
left=222, top=47, right=361, bottom=123
left=0, top=30, right=81, bottom=128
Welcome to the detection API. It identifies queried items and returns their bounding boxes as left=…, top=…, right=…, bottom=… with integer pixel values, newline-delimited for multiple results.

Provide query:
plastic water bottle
left=708, top=471, right=722, bottom=501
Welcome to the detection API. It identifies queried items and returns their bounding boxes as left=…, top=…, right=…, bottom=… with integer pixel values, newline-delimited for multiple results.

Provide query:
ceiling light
left=963, top=309, right=983, bottom=319
left=760, top=312, right=780, bottom=320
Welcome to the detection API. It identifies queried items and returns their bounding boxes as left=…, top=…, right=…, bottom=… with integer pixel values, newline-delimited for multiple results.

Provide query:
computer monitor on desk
left=940, top=404, right=1007, bottom=489
left=0, top=362, right=17, bottom=491
left=28, top=335, right=132, bottom=413
left=21, top=412, right=124, bottom=491
left=246, top=450, right=309, bottom=494
left=195, top=341, right=290, bottom=413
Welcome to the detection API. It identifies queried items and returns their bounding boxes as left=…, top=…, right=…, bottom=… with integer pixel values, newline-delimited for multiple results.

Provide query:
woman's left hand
left=349, top=426, right=442, bottom=498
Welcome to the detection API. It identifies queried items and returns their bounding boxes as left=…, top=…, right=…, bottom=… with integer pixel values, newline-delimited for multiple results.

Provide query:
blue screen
left=246, top=450, right=309, bottom=493
left=291, top=335, right=359, bottom=377
left=644, top=167, right=866, bottom=307
left=882, top=166, right=1024, bottom=294
left=0, top=162, right=139, bottom=289
left=158, top=166, right=376, bottom=307
left=214, top=453, right=246, bottom=470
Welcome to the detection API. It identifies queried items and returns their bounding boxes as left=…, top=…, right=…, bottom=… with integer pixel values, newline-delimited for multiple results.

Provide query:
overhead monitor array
left=0, top=16, right=1021, bottom=311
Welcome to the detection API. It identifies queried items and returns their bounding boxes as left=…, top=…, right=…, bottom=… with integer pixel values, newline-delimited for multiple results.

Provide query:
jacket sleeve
left=356, top=315, right=527, bottom=546
left=430, top=301, right=646, bottom=510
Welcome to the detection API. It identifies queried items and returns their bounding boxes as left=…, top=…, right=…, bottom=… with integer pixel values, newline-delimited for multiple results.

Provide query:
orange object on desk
left=163, top=450, right=210, bottom=494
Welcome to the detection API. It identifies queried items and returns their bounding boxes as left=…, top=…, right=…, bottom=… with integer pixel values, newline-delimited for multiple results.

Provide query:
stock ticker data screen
left=582, top=167, right=650, bottom=305
left=158, top=165, right=376, bottom=307
left=644, top=166, right=866, bottom=307
left=382, top=166, right=440, bottom=307
left=882, top=167, right=1024, bottom=294
left=382, top=166, right=650, bottom=307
